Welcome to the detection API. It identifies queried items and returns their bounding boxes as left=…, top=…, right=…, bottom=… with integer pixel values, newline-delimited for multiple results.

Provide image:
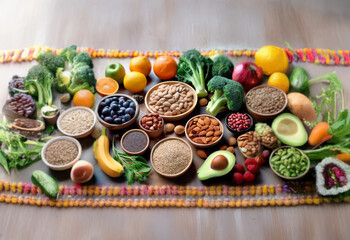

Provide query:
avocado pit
left=211, top=155, right=228, bottom=170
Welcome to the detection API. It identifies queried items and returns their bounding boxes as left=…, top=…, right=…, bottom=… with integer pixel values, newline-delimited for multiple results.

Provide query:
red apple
left=232, top=62, right=263, bottom=91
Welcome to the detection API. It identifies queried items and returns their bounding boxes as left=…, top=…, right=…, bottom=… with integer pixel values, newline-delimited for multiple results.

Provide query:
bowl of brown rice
left=41, top=136, right=82, bottom=171
left=150, top=137, right=193, bottom=178
left=57, top=107, right=97, bottom=138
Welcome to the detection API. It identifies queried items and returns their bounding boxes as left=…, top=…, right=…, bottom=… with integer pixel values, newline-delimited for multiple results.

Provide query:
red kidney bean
left=227, top=113, right=251, bottom=131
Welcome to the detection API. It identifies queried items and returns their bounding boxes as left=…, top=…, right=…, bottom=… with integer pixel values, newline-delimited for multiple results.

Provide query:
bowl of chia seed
left=121, top=129, right=150, bottom=155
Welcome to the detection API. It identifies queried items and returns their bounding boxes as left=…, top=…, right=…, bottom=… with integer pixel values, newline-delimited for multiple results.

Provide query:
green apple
left=105, top=63, right=125, bottom=85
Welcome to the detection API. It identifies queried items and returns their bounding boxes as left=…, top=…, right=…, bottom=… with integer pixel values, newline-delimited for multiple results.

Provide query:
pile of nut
left=187, top=116, right=222, bottom=144
left=237, top=131, right=261, bottom=157
left=148, top=83, right=194, bottom=116
left=140, top=113, right=163, bottom=131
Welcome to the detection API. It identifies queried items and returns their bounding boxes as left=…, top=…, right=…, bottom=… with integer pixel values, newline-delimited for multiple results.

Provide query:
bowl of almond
left=185, top=114, right=224, bottom=148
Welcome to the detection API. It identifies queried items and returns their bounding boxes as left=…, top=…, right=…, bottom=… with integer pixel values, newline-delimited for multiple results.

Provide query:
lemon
left=267, top=72, right=290, bottom=93
left=129, top=56, right=152, bottom=76
left=123, top=72, right=147, bottom=93
left=255, top=46, right=289, bottom=75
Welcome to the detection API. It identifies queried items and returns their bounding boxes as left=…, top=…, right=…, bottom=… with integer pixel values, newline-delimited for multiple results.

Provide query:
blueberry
left=129, top=102, right=136, bottom=110
left=121, top=118, right=126, bottom=123
left=127, top=99, right=132, bottom=103
left=117, top=110, right=124, bottom=116
left=104, top=98, right=111, bottom=104
left=113, top=114, right=118, bottom=119
left=124, top=114, right=131, bottom=122
left=101, top=108, right=110, bottom=116
left=112, top=97, right=118, bottom=101
left=100, top=115, right=105, bottom=120
left=114, top=118, right=122, bottom=124
left=119, top=97, right=126, bottom=101
left=122, top=101, right=129, bottom=108
left=111, top=101, right=118, bottom=106
left=120, top=107, right=126, bottom=112
left=104, top=116, right=113, bottom=123
left=110, top=110, right=116, bottom=116
left=125, top=108, right=135, bottom=116
left=100, top=101, right=107, bottom=107
left=119, top=99, right=125, bottom=105
left=110, top=104, right=119, bottom=111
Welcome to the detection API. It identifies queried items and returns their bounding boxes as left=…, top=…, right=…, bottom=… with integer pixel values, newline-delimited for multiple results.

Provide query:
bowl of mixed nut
left=139, top=112, right=164, bottom=138
left=245, top=85, right=288, bottom=122
left=185, top=114, right=224, bottom=148
left=237, top=131, right=262, bottom=158
left=145, top=81, right=198, bottom=121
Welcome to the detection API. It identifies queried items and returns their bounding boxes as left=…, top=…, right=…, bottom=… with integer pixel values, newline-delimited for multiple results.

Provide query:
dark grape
left=122, top=101, right=129, bottom=108
left=129, top=102, right=136, bottom=110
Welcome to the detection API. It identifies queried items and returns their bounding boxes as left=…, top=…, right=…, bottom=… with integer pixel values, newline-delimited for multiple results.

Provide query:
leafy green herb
left=112, top=138, right=151, bottom=184
left=43, top=123, right=55, bottom=135
left=0, top=121, right=45, bottom=172
left=308, top=73, right=344, bottom=125
left=304, top=141, right=350, bottom=161
left=0, top=150, right=10, bottom=174
left=327, top=109, right=350, bottom=143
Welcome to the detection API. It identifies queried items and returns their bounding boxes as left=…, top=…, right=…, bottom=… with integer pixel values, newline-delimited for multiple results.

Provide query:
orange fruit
left=267, top=72, right=290, bottom=93
left=153, top=56, right=178, bottom=80
left=96, top=77, right=119, bottom=96
left=73, top=89, right=95, bottom=108
left=123, top=72, right=147, bottom=93
left=129, top=56, right=152, bottom=76
left=255, top=45, right=289, bottom=75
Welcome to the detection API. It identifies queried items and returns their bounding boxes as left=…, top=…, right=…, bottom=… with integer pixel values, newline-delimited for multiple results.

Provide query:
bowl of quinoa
left=41, top=136, right=82, bottom=171
left=57, top=107, right=96, bottom=138
left=150, top=137, right=193, bottom=178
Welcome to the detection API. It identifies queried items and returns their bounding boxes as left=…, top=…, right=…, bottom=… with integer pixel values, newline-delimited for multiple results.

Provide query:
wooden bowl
left=138, top=115, right=164, bottom=138
left=245, top=85, right=288, bottom=122
left=96, top=94, right=140, bottom=130
left=150, top=137, right=193, bottom=178
left=42, top=109, right=60, bottom=125
left=145, top=81, right=198, bottom=122
left=225, top=111, right=254, bottom=135
left=269, top=146, right=310, bottom=180
left=185, top=114, right=224, bottom=148
left=41, top=136, right=82, bottom=171
left=121, top=129, right=150, bottom=155
left=57, top=107, right=96, bottom=139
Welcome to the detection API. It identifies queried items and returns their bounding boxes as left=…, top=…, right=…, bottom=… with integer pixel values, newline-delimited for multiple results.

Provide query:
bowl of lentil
left=269, top=146, right=310, bottom=180
left=150, top=137, right=193, bottom=178
left=57, top=106, right=96, bottom=139
left=41, top=136, right=82, bottom=171
left=185, top=114, right=224, bottom=148
left=225, top=111, right=254, bottom=135
left=245, top=85, right=288, bottom=122
left=145, top=81, right=198, bottom=122
left=121, top=129, right=150, bottom=155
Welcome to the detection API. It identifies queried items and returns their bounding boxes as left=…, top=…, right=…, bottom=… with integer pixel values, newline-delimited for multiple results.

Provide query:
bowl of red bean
left=139, top=113, right=164, bottom=138
left=225, top=112, right=253, bottom=135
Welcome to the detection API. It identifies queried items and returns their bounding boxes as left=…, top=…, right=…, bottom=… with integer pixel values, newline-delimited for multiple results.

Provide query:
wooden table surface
left=1, top=0, right=350, bottom=239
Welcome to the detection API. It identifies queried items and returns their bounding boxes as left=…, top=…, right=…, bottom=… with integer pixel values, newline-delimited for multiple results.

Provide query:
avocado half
left=271, top=113, right=308, bottom=147
left=197, top=150, right=235, bottom=181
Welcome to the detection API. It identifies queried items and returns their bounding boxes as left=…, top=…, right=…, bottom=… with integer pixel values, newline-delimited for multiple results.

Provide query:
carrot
left=308, top=122, right=333, bottom=146
left=336, top=153, right=350, bottom=163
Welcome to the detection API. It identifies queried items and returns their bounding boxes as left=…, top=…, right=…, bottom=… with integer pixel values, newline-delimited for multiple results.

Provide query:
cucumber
left=31, top=170, right=59, bottom=199
left=289, top=67, right=310, bottom=96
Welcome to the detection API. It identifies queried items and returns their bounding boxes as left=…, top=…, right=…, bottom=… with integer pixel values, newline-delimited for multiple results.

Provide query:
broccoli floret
left=210, top=53, right=234, bottom=78
left=73, top=52, right=93, bottom=68
left=24, top=65, right=54, bottom=107
left=67, top=65, right=96, bottom=95
left=206, top=76, right=244, bottom=116
left=37, top=52, right=65, bottom=74
left=55, top=68, right=72, bottom=93
left=177, top=49, right=213, bottom=97
left=60, top=45, right=78, bottom=63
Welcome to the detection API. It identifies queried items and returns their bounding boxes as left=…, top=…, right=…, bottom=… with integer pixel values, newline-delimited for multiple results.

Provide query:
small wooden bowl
left=138, top=115, right=164, bottom=138
left=185, top=114, right=224, bottom=148
left=96, top=94, right=140, bottom=130
left=150, top=137, right=193, bottom=178
left=269, top=146, right=310, bottom=180
left=57, top=107, right=96, bottom=139
left=121, top=129, right=150, bottom=155
left=225, top=111, right=254, bottom=135
left=245, top=85, right=288, bottom=122
left=145, top=81, right=198, bottom=122
left=42, top=109, right=60, bottom=125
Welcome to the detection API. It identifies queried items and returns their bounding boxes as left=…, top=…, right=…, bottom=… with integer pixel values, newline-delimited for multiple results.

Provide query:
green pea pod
left=289, top=67, right=310, bottom=96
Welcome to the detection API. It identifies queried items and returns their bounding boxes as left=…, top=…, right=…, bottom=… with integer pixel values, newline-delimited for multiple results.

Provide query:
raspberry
left=233, top=163, right=245, bottom=174
left=243, top=171, right=255, bottom=182
left=245, top=158, right=258, bottom=167
left=247, top=164, right=259, bottom=174
left=233, top=172, right=244, bottom=185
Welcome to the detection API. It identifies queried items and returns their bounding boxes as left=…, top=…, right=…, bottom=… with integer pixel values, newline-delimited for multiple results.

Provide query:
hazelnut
left=174, top=125, right=185, bottom=135
left=165, top=123, right=175, bottom=133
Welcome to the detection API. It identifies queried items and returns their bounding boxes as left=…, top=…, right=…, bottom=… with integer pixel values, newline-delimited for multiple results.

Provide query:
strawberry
left=233, top=172, right=244, bottom=185
left=247, top=164, right=259, bottom=174
left=245, top=158, right=258, bottom=167
left=233, top=163, right=245, bottom=174
left=243, top=171, right=255, bottom=182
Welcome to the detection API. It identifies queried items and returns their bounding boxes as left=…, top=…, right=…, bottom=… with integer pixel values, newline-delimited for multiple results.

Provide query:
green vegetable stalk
left=303, top=141, right=350, bottom=161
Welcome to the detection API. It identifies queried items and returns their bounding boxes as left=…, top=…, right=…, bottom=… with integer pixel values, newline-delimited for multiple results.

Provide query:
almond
left=204, top=117, right=211, bottom=125
left=208, top=125, right=215, bottom=131
left=198, top=119, right=205, bottom=125
left=197, top=150, right=208, bottom=159
left=193, top=127, right=201, bottom=132
left=212, top=136, right=219, bottom=142
left=214, top=126, right=221, bottom=131
left=187, top=125, right=196, bottom=133
left=199, top=131, right=207, bottom=136
left=193, top=118, right=198, bottom=122
left=220, top=145, right=228, bottom=150
left=214, top=131, right=222, bottom=136
left=206, top=137, right=213, bottom=142
left=226, top=146, right=234, bottom=154
left=206, top=131, right=214, bottom=137
left=201, top=137, right=207, bottom=144
left=211, top=119, right=219, bottom=126
left=201, top=125, right=209, bottom=130
left=193, top=138, right=203, bottom=144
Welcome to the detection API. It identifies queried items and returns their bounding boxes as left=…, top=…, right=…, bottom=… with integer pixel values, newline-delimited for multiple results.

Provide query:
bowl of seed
left=145, top=81, right=198, bottom=121
left=150, top=137, right=193, bottom=178
left=57, top=106, right=96, bottom=139
left=41, top=136, right=82, bottom=171
left=245, top=85, right=288, bottom=122
left=121, top=129, right=150, bottom=155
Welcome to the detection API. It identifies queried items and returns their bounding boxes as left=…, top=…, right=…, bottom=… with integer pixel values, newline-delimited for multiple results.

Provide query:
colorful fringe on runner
left=0, top=46, right=349, bottom=65
left=0, top=180, right=349, bottom=208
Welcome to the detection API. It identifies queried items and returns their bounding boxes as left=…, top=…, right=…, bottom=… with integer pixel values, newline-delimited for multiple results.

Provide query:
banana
left=93, top=128, right=124, bottom=177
